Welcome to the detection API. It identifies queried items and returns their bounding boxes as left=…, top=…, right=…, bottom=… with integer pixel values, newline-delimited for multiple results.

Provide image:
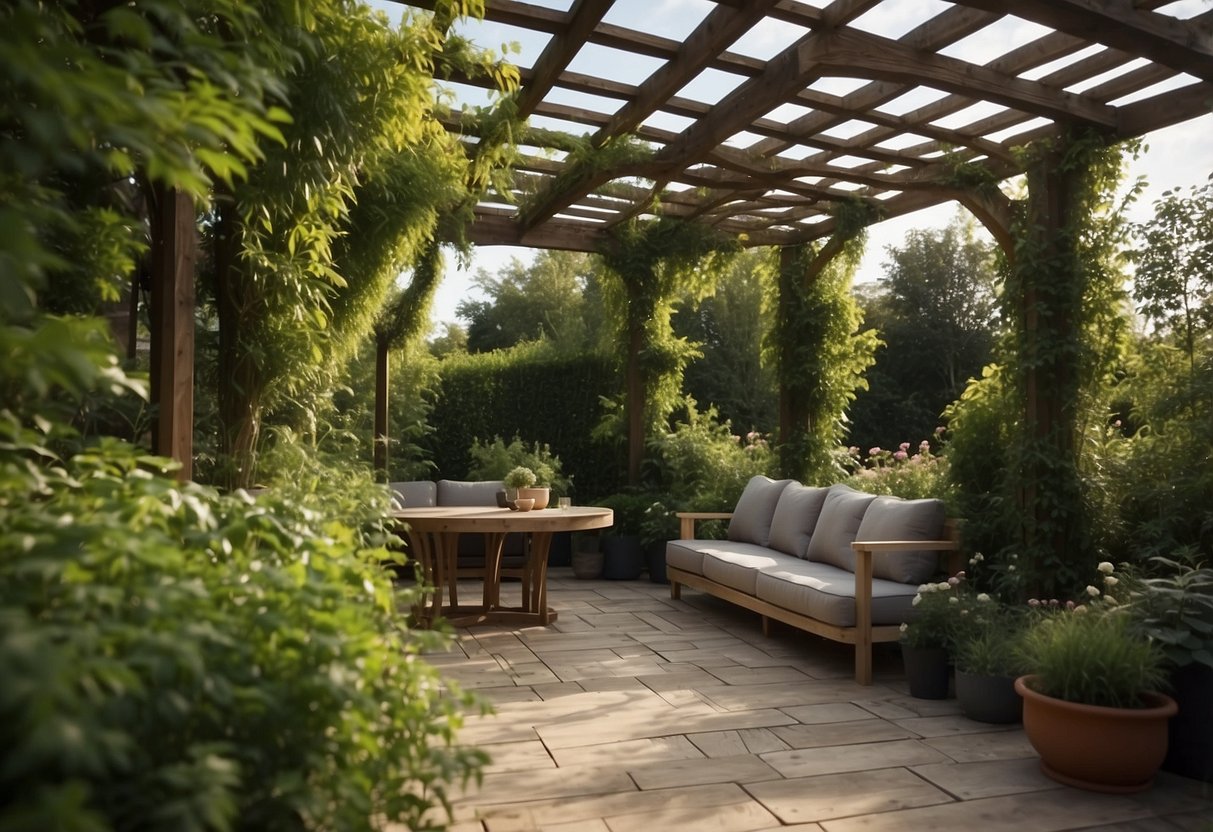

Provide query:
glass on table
left=557, top=497, right=571, bottom=510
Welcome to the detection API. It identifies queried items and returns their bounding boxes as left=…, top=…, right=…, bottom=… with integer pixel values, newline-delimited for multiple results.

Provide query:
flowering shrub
left=900, top=578, right=962, bottom=649
left=843, top=430, right=954, bottom=501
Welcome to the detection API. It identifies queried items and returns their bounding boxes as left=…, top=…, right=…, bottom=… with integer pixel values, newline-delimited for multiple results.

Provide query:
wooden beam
left=148, top=185, right=196, bottom=482
left=951, top=0, right=1213, bottom=81
left=514, top=0, right=614, bottom=119
left=807, top=29, right=1118, bottom=127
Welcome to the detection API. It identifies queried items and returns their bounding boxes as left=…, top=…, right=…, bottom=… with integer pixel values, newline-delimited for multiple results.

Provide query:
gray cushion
left=727, top=476, right=793, bottom=546
left=804, top=485, right=877, bottom=573
left=767, top=483, right=829, bottom=558
left=390, top=480, right=437, bottom=508
left=702, top=547, right=791, bottom=595
left=754, top=560, right=918, bottom=627
left=854, top=496, right=946, bottom=585
left=436, top=479, right=505, bottom=506
left=666, top=539, right=775, bottom=578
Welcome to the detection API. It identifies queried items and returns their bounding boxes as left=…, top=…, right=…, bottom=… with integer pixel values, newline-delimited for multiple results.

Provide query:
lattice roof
left=399, top=0, right=1213, bottom=252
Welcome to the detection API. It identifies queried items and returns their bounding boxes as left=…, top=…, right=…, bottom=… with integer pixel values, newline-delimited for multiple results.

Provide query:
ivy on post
left=1003, top=128, right=1131, bottom=597
left=772, top=202, right=878, bottom=483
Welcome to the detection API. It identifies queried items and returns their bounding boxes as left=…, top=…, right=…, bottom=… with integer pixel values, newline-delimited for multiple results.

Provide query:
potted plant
left=503, top=466, right=537, bottom=510
left=596, top=491, right=650, bottom=580
left=953, top=601, right=1027, bottom=723
left=1015, top=565, right=1177, bottom=793
left=639, top=500, right=678, bottom=584
left=1123, top=554, right=1213, bottom=782
left=899, top=578, right=960, bottom=699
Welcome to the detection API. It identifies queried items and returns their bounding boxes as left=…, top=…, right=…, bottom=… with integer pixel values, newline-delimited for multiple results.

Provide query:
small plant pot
left=601, top=535, right=644, bottom=580
left=571, top=549, right=603, bottom=579
left=901, top=643, right=951, bottom=699
left=956, top=671, right=1022, bottom=724
left=517, top=486, right=550, bottom=510
left=645, top=540, right=669, bottom=584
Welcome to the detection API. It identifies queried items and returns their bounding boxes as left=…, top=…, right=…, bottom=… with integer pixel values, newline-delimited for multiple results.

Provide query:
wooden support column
left=374, top=337, right=390, bottom=478
left=148, top=185, right=196, bottom=482
left=776, top=244, right=800, bottom=463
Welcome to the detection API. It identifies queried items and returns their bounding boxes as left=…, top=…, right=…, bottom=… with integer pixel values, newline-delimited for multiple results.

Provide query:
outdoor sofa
left=666, top=477, right=960, bottom=685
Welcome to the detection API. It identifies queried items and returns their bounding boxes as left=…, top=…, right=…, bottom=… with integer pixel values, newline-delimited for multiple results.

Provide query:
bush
left=842, top=435, right=954, bottom=501
left=0, top=422, right=486, bottom=831
left=466, top=435, right=569, bottom=496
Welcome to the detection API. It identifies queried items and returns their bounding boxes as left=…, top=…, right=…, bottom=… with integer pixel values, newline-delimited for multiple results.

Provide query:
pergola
left=149, top=0, right=1213, bottom=481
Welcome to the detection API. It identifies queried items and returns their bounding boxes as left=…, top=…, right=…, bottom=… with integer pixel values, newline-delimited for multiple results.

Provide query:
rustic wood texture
left=399, top=0, right=1212, bottom=250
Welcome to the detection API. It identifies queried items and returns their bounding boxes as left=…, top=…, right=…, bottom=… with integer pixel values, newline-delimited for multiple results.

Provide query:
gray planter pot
left=901, top=643, right=950, bottom=699
left=956, top=670, right=1022, bottom=724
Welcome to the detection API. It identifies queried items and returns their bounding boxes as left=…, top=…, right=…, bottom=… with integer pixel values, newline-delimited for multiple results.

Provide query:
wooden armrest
left=850, top=539, right=957, bottom=552
left=675, top=511, right=733, bottom=539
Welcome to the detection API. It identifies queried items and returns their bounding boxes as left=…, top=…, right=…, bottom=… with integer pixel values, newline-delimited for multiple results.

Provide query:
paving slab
left=746, top=767, right=954, bottom=823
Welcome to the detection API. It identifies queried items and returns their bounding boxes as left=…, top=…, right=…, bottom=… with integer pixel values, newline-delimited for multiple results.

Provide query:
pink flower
left=935, top=426, right=945, bottom=435
left=868, top=447, right=882, bottom=456
left=1028, top=598, right=1041, bottom=607
left=919, top=440, right=930, bottom=451
left=894, top=450, right=908, bottom=461
left=899, top=442, right=911, bottom=451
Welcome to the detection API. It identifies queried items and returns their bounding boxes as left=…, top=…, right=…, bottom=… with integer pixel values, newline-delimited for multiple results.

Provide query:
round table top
left=391, top=505, right=613, bottom=534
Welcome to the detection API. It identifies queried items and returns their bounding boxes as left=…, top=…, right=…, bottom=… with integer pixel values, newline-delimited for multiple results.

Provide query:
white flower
left=949, top=597, right=959, bottom=604
left=976, top=593, right=991, bottom=602
left=935, top=582, right=952, bottom=592
left=899, top=623, right=908, bottom=632
left=972, top=553, right=985, bottom=563
left=1098, top=561, right=1115, bottom=574
left=1008, top=565, right=1016, bottom=572
left=1086, top=585, right=1100, bottom=597
left=1104, top=576, right=1118, bottom=587
left=912, top=595, right=922, bottom=607
left=1104, top=594, right=1118, bottom=605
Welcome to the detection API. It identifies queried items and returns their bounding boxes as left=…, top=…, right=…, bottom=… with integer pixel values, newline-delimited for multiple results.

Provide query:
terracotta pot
left=517, top=486, right=549, bottom=510
left=901, top=643, right=950, bottom=699
left=1015, top=674, right=1178, bottom=793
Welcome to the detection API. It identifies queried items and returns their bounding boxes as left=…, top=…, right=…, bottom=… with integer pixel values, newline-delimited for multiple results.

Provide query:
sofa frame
left=668, top=511, right=961, bottom=686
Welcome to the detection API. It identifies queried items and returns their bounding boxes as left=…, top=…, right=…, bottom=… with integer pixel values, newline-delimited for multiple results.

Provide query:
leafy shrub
left=0, top=320, right=487, bottom=831
left=466, top=435, right=569, bottom=495
left=647, top=400, right=772, bottom=511
left=842, top=435, right=954, bottom=501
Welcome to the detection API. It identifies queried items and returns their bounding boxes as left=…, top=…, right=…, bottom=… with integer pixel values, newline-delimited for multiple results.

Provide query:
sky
left=362, top=0, right=1213, bottom=328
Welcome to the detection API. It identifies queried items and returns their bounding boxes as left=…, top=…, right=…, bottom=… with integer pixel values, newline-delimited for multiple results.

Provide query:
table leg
left=483, top=531, right=506, bottom=609
left=528, top=530, right=554, bottom=624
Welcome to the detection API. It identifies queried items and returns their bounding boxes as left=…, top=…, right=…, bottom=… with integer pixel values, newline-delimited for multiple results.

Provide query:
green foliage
left=1020, top=609, right=1167, bottom=709
left=1123, top=555, right=1213, bottom=670
left=900, top=580, right=961, bottom=650
left=1127, top=182, right=1213, bottom=370
left=458, top=250, right=605, bottom=354
left=427, top=344, right=619, bottom=497
left=503, top=465, right=537, bottom=489
left=675, top=248, right=779, bottom=434
left=770, top=239, right=879, bottom=483
left=849, top=214, right=999, bottom=451
left=953, top=609, right=1029, bottom=677
left=466, top=436, right=569, bottom=495
left=646, top=401, right=774, bottom=511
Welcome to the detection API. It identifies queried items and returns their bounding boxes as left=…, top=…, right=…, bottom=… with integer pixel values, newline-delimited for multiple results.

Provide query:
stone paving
left=421, top=570, right=1213, bottom=832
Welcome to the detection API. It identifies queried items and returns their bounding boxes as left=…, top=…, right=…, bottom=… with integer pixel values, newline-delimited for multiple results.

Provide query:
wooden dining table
left=391, top=505, right=613, bottom=626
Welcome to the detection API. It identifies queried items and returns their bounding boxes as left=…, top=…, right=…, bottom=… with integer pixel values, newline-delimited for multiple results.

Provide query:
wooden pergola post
left=374, top=337, right=390, bottom=479
left=148, top=185, right=196, bottom=482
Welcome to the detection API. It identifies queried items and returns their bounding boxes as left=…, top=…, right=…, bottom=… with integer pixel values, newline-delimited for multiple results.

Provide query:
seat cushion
left=666, top=539, right=774, bottom=578
left=805, top=485, right=877, bottom=573
left=702, top=546, right=792, bottom=595
left=390, top=480, right=437, bottom=508
left=437, top=479, right=505, bottom=506
left=854, top=496, right=947, bottom=584
left=727, top=476, right=794, bottom=547
left=755, top=560, right=918, bottom=628
left=767, top=483, right=829, bottom=558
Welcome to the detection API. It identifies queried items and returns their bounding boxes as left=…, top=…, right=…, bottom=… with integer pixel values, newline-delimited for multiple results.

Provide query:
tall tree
left=458, top=250, right=602, bottom=353
left=850, top=214, right=999, bottom=450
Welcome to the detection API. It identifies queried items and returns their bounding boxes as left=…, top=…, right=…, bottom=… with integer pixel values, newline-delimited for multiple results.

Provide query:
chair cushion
left=727, top=476, right=793, bottom=547
left=755, top=560, right=918, bottom=628
left=767, top=483, right=829, bottom=558
left=666, top=539, right=774, bottom=577
left=702, top=546, right=791, bottom=596
left=854, top=496, right=947, bottom=585
left=390, top=480, right=437, bottom=508
left=437, top=479, right=505, bottom=506
left=804, top=485, right=877, bottom=573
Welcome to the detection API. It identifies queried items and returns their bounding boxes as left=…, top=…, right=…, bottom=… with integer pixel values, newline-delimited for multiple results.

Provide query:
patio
left=424, top=572, right=1213, bottom=832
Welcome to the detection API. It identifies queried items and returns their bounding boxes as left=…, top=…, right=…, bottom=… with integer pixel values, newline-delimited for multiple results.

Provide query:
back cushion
left=390, top=480, right=437, bottom=508
left=727, top=476, right=793, bottom=547
left=805, top=485, right=877, bottom=572
left=767, top=483, right=829, bottom=558
left=437, top=479, right=505, bottom=506
left=854, top=496, right=947, bottom=584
